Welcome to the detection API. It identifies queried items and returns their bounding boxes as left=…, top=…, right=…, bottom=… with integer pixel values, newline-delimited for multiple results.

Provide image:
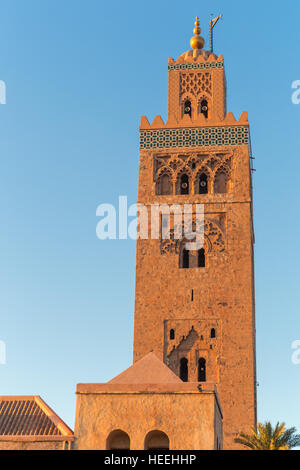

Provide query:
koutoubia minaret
left=133, top=17, right=257, bottom=449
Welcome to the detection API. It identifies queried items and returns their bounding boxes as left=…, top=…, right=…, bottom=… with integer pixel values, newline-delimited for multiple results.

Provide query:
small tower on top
left=168, top=17, right=227, bottom=122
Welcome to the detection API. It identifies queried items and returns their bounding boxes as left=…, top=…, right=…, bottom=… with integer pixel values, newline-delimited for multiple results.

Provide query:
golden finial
left=190, top=16, right=205, bottom=50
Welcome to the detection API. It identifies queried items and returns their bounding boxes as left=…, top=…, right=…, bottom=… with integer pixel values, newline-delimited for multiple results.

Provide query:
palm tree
left=235, top=422, right=300, bottom=450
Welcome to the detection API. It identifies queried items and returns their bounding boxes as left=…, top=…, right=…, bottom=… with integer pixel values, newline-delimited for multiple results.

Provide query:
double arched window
left=179, top=357, right=207, bottom=383
left=180, top=247, right=206, bottom=269
left=182, top=97, right=209, bottom=119
left=106, top=430, right=170, bottom=450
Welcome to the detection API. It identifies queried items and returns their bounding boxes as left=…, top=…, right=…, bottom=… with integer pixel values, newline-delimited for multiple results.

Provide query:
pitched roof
left=108, top=352, right=182, bottom=384
left=0, top=396, right=73, bottom=437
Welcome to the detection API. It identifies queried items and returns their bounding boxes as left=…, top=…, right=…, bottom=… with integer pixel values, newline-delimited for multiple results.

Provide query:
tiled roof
left=0, top=396, right=73, bottom=437
left=108, top=352, right=183, bottom=384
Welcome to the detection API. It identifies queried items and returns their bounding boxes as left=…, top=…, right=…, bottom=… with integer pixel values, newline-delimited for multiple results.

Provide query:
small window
left=198, top=248, right=205, bottom=268
left=198, top=358, right=206, bottom=382
left=170, top=329, right=175, bottom=340
left=211, top=328, right=216, bottom=339
left=180, top=357, right=188, bottom=382
left=200, top=99, right=208, bottom=118
left=184, top=100, right=192, bottom=117
left=180, top=174, right=189, bottom=195
left=199, top=173, right=208, bottom=194
left=182, top=249, right=189, bottom=269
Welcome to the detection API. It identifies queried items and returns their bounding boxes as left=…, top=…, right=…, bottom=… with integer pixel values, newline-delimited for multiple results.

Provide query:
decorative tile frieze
left=168, top=62, right=224, bottom=71
left=140, top=126, right=249, bottom=150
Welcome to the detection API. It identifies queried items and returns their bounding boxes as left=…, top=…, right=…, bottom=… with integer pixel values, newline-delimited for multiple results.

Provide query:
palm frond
left=235, top=421, right=300, bottom=450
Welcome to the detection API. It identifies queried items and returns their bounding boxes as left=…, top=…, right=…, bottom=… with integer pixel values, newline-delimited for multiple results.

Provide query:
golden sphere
left=190, top=35, right=205, bottom=50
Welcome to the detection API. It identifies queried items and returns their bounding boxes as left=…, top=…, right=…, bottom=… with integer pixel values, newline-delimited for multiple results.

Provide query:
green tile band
left=140, top=126, right=249, bottom=149
left=168, top=62, right=224, bottom=71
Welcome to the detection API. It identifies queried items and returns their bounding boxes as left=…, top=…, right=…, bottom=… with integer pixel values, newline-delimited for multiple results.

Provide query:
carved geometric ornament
left=160, top=219, right=225, bottom=255
left=180, top=72, right=212, bottom=97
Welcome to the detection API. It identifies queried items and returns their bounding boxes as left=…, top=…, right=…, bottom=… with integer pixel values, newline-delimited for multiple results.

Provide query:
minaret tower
left=133, top=17, right=257, bottom=449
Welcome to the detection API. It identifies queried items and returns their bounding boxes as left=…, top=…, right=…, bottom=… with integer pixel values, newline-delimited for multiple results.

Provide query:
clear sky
left=0, top=0, right=300, bottom=433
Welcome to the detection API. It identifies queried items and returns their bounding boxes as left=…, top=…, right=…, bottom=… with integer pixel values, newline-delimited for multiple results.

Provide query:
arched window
left=183, top=100, right=192, bottom=117
left=198, top=248, right=205, bottom=268
left=170, top=329, right=175, bottom=340
left=200, top=99, right=208, bottom=118
left=214, top=171, right=227, bottom=194
left=106, top=430, right=130, bottom=450
left=144, top=430, right=169, bottom=450
left=157, top=173, right=172, bottom=195
left=198, top=358, right=206, bottom=382
left=179, top=174, right=189, bottom=195
left=211, top=328, right=216, bottom=339
left=180, top=357, right=188, bottom=382
left=199, top=173, right=208, bottom=194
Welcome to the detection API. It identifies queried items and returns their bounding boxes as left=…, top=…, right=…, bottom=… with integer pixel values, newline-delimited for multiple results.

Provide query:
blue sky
left=0, top=0, right=299, bottom=433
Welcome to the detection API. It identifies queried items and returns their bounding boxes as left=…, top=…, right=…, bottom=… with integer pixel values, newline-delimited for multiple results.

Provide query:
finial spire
left=190, top=16, right=205, bottom=50
left=210, top=14, right=222, bottom=53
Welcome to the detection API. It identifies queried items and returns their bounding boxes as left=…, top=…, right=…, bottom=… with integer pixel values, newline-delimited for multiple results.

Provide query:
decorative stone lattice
left=180, top=72, right=212, bottom=97
left=160, top=218, right=225, bottom=255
